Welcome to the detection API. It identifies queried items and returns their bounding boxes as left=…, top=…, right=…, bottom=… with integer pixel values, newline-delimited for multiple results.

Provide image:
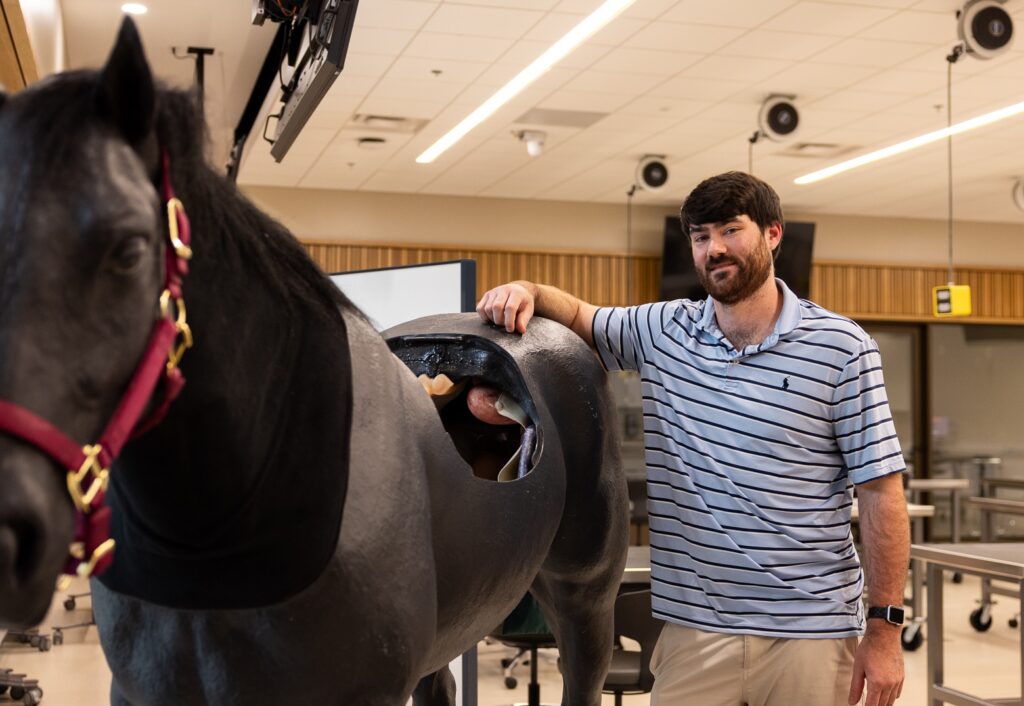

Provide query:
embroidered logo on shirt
left=782, top=376, right=790, bottom=390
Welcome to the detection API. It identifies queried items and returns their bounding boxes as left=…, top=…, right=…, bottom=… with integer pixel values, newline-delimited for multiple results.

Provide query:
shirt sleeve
left=832, top=337, right=907, bottom=485
left=592, top=303, right=669, bottom=373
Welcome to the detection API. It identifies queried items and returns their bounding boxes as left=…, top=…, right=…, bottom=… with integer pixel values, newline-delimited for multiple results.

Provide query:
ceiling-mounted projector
left=958, top=0, right=1014, bottom=59
left=636, top=156, right=669, bottom=192
left=757, top=95, right=800, bottom=142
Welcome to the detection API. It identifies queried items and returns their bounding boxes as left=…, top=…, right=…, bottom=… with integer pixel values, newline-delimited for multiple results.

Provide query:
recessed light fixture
left=794, top=99, right=1024, bottom=184
left=415, top=0, right=636, bottom=164
left=121, top=3, right=148, bottom=15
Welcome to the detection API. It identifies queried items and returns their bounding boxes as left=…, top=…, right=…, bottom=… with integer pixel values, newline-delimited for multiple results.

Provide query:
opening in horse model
left=0, top=18, right=628, bottom=706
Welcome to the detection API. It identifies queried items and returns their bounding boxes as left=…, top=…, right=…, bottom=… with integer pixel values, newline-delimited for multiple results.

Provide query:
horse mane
left=4, top=70, right=358, bottom=325
left=154, top=87, right=359, bottom=323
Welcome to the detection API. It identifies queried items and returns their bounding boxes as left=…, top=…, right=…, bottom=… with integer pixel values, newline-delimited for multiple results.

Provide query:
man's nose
left=707, top=235, right=727, bottom=257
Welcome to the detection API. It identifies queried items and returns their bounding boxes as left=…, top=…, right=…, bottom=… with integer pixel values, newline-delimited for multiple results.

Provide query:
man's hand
left=848, top=627, right=904, bottom=706
left=477, top=282, right=536, bottom=334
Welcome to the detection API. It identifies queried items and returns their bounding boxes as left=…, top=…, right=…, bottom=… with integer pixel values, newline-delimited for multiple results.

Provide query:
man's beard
left=696, top=237, right=774, bottom=305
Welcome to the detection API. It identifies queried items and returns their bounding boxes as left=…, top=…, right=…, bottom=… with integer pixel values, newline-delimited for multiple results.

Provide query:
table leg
left=952, top=489, right=961, bottom=544
left=927, top=563, right=945, bottom=706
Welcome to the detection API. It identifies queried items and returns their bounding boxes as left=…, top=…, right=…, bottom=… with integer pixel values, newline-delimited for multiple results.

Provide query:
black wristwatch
left=867, top=605, right=905, bottom=626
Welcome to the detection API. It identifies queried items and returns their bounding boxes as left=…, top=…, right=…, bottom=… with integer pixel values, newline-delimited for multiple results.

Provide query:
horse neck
left=100, top=176, right=353, bottom=610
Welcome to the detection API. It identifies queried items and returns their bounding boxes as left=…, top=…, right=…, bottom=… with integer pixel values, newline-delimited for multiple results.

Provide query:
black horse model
left=0, top=18, right=628, bottom=706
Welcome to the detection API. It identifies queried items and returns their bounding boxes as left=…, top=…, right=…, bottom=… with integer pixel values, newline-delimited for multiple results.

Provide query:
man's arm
left=849, top=471, right=909, bottom=706
left=476, top=280, right=598, bottom=348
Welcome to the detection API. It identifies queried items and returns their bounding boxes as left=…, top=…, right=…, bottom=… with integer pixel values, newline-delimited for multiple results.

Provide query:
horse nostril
left=0, top=520, right=40, bottom=585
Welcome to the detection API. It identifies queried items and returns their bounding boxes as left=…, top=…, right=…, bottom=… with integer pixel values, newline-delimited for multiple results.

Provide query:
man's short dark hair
left=680, top=171, right=784, bottom=237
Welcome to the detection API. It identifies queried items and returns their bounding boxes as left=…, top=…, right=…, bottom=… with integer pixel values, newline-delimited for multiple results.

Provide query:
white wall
left=243, top=187, right=1024, bottom=269
left=20, top=0, right=65, bottom=77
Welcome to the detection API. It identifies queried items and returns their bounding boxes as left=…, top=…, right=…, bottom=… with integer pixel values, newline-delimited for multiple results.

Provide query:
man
left=476, top=172, right=908, bottom=706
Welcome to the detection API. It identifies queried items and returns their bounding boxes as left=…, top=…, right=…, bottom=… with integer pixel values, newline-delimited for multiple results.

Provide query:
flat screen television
left=660, top=217, right=815, bottom=301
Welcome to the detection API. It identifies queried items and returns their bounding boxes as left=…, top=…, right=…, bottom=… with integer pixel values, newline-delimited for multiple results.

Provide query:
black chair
left=602, top=589, right=663, bottom=706
left=489, top=594, right=558, bottom=706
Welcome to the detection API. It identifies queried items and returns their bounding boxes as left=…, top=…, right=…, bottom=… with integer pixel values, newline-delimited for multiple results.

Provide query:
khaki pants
left=650, top=623, right=860, bottom=706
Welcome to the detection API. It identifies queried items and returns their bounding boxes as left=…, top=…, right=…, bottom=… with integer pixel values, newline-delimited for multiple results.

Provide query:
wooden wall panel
left=301, top=241, right=1024, bottom=324
left=0, top=0, right=37, bottom=91
left=811, top=261, right=1024, bottom=324
left=302, top=240, right=661, bottom=307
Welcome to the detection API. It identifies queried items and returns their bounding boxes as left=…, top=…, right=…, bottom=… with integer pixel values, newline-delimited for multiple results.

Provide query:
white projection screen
left=330, top=259, right=477, bottom=332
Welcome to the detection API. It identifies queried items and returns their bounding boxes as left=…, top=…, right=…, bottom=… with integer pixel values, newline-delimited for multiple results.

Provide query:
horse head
left=0, top=18, right=165, bottom=627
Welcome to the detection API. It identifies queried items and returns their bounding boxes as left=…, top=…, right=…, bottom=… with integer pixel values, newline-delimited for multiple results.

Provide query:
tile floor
left=1, top=573, right=1019, bottom=705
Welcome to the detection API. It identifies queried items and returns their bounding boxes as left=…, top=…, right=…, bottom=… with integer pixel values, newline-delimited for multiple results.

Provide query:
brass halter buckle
left=160, top=290, right=193, bottom=372
left=166, top=197, right=194, bottom=260
left=66, top=444, right=109, bottom=513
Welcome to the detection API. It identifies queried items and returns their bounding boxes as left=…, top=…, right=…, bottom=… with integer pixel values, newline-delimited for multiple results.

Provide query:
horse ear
left=97, top=17, right=155, bottom=144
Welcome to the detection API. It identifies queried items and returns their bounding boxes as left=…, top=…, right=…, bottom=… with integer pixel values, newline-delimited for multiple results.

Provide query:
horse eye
left=109, top=235, right=149, bottom=274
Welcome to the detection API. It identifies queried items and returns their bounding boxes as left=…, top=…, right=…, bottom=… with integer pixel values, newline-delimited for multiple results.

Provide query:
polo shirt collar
left=695, top=278, right=803, bottom=353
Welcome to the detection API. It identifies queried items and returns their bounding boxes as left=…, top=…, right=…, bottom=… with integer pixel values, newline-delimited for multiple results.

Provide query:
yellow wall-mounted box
left=933, top=284, right=972, bottom=317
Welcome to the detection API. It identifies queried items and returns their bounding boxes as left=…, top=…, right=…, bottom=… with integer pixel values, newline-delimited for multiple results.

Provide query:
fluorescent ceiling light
left=121, top=3, right=148, bottom=14
left=794, top=100, right=1024, bottom=185
left=415, top=0, right=636, bottom=164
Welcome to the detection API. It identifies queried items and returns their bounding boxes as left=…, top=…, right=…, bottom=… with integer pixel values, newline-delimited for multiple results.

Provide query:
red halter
left=0, top=148, right=193, bottom=579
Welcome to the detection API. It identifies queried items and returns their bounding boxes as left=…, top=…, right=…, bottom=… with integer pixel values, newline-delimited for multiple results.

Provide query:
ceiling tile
left=590, top=47, right=705, bottom=76
left=560, top=69, right=667, bottom=95
left=766, top=61, right=878, bottom=92
left=762, top=2, right=898, bottom=35
left=862, top=10, right=958, bottom=43
left=809, top=37, right=936, bottom=67
left=422, top=5, right=545, bottom=39
left=624, top=22, right=747, bottom=54
left=384, top=56, right=490, bottom=83
left=346, top=27, right=416, bottom=57
left=849, top=68, right=947, bottom=94
left=682, top=55, right=794, bottom=83
left=659, top=0, right=798, bottom=29
left=716, top=29, right=838, bottom=61
left=404, top=32, right=515, bottom=62
left=536, top=90, right=635, bottom=113
left=649, top=75, right=751, bottom=102
left=354, top=0, right=439, bottom=31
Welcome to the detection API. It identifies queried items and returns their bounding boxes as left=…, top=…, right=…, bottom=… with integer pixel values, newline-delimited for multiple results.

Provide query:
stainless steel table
left=909, top=478, right=971, bottom=543
left=911, top=542, right=1024, bottom=706
left=622, top=545, right=651, bottom=587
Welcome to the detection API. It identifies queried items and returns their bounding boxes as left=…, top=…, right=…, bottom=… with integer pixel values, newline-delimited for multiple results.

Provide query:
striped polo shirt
left=593, top=279, right=905, bottom=638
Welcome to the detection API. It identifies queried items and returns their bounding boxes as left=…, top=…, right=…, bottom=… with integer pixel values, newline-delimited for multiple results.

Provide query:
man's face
left=689, top=214, right=779, bottom=304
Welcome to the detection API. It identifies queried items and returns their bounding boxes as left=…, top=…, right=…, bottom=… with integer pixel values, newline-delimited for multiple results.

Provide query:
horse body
left=0, top=20, right=627, bottom=705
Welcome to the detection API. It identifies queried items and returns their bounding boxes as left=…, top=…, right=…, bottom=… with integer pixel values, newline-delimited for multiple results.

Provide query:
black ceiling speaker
left=958, top=0, right=1015, bottom=59
left=636, top=156, right=669, bottom=192
left=758, top=95, right=800, bottom=142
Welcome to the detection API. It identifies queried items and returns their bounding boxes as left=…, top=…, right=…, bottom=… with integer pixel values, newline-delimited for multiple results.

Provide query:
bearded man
left=476, top=171, right=909, bottom=706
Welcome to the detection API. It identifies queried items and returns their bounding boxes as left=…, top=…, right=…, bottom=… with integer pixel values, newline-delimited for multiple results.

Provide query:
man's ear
left=96, top=17, right=155, bottom=145
left=768, top=221, right=784, bottom=259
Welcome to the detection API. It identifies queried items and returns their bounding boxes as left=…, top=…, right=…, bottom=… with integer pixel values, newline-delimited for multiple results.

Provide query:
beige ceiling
left=62, top=0, right=1024, bottom=223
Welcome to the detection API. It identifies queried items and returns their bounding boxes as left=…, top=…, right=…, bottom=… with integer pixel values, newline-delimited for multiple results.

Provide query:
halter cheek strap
left=0, top=147, right=193, bottom=579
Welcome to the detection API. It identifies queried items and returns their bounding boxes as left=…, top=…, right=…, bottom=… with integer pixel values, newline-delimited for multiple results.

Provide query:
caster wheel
left=23, top=687, right=43, bottom=706
left=901, top=625, right=923, bottom=651
left=1009, top=617, right=1019, bottom=629
left=504, top=676, right=517, bottom=689
left=952, top=572, right=963, bottom=584
left=500, top=658, right=513, bottom=668
left=64, top=598, right=76, bottom=611
left=970, top=607, right=993, bottom=632
left=38, top=636, right=51, bottom=652
left=0, top=684, right=9, bottom=695
left=53, top=630, right=63, bottom=646
left=10, top=687, right=25, bottom=701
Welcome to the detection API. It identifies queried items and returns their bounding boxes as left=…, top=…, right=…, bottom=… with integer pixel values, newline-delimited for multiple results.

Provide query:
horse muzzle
left=0, top=439, right=75, bottom=628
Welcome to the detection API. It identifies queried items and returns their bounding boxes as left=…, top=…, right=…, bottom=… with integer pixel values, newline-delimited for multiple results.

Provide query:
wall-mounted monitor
left=660, top=217, right=815, bottom=301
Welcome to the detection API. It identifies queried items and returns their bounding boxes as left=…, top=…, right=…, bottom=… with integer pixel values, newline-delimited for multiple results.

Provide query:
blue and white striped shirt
left=593, top=280, right=905, bottom=638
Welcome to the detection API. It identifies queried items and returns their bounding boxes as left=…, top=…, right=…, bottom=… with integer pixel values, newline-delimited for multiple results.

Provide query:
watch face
left=887, top=607, right=905, bottom=624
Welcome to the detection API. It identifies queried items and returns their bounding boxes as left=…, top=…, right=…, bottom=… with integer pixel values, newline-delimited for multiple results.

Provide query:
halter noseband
left=0, top=148, right=193, bottom=579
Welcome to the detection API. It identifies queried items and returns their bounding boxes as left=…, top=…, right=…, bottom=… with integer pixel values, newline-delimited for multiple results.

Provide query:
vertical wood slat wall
left=0, top=0, right=37, bottom=91
left=301, top=241, right=1024, bottom=325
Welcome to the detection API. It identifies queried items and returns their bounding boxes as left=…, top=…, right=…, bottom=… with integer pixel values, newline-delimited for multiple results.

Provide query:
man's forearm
left=514, top=281, right=595, bottom=346
left=858, top=475, right=910, bottom=628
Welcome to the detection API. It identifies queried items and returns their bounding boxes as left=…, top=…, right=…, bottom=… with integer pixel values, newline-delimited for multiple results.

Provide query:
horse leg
left=532, top=577, right=616, bottom=706
left=411, top=668, right=456, bottom=706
